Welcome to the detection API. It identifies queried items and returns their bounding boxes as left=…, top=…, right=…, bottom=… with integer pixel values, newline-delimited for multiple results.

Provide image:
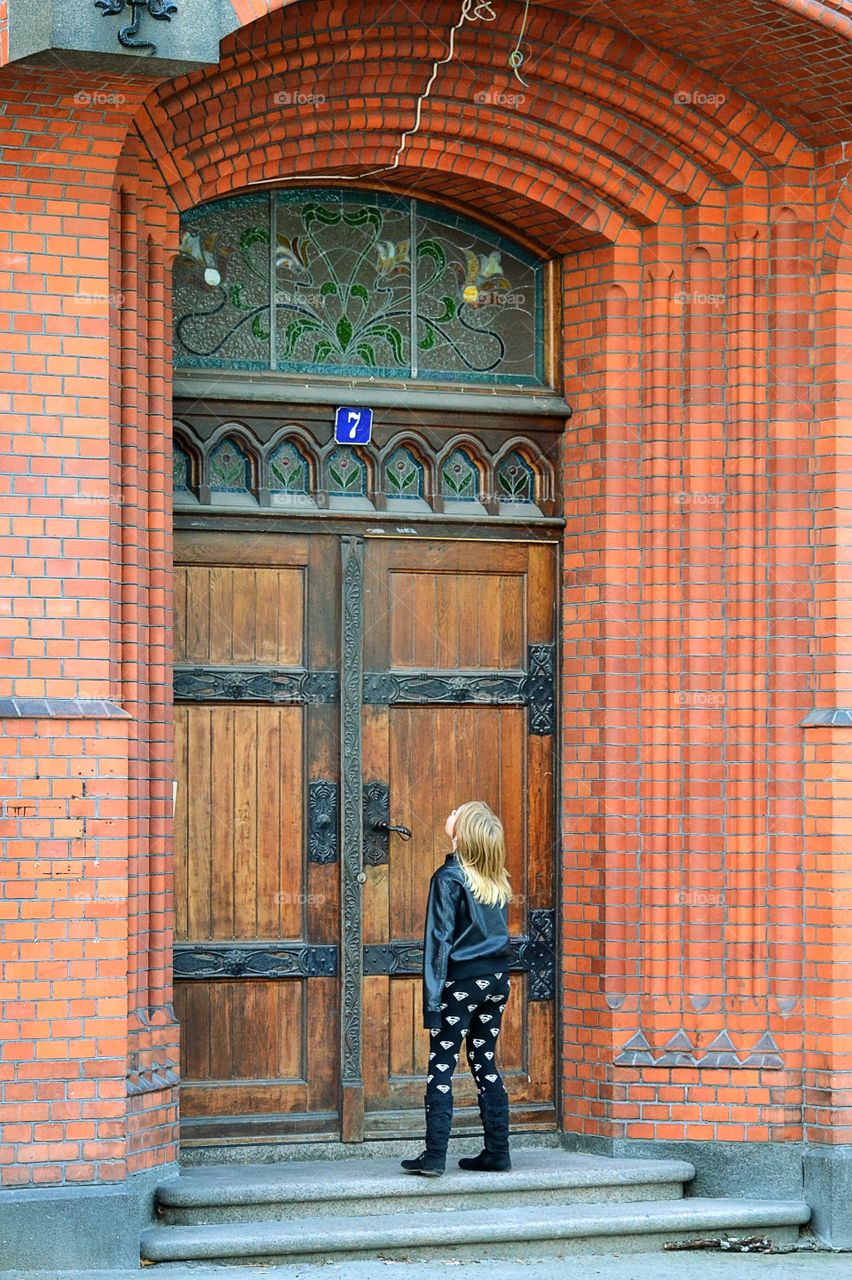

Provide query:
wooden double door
left=173, top=528, right=558, bottom=1142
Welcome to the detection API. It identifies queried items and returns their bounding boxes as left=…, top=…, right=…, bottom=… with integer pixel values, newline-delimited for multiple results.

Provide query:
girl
left=401, top=800, right=513, bottom=1177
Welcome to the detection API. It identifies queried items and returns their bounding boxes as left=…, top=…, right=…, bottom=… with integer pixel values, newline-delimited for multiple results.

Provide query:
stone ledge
left=0, top=698, right=130, bottom=719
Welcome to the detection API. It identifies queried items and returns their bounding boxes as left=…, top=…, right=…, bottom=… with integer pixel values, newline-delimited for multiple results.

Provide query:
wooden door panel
left=387, top=706, right=527, bottom=938
left=174, top=705, right=304, bottom=940
left=173, top=530, right=339, bottom=1140
left=387, top=570, right=525, bottom=668
left=175, top=564, right=305, bottom=664
left=362, top=537, right=558, bottom=1130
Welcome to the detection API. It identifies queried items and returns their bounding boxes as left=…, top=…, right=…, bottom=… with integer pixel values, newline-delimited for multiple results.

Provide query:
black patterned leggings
left=426, top=972, right=510, bottom=1105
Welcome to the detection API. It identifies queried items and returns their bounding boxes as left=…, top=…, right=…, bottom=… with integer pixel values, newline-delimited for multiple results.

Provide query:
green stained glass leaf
left=251, top=313, right=270, bottom=341
left=240, top=226, right=269, bottom=249
left=210, top=438, right=251, bottom=492
left=497, top=451, right=535, bottom=502
left=304, top=203, right=343, bottom=230
left=270, top=441, right=308, bottom=493
left=386, top=448, right=422, bottom=497
left=229, top=283, right=248, bottom=310
left=336, top=315, right=353, bottom=352
left=369, top=323, right=404, bottom=365
left=351, top=283, right=370, bottom=305
left=320, top=282, right=338, bottom=297
left=329, top=450, right=365, bottom=494
left=435, top=295, right=456, bottom=323
left=356, top=342, right=377, bottom=367
left=282, top=317, right=321, bottom=359
left=418, top=324, right=436, bottom=352
left=442, top=449, right=477, bottom=501
left=418, top=239, right=445, bottom=272
left=313, top=339, right=334, bottom=362
left=343, top=206, right=381, bottom=233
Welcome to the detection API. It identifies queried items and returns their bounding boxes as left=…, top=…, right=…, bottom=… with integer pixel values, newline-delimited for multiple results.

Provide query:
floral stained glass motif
left=275, top=193, right=412, bottom=377
left=269, top=440, right=309, bottom=495
left=497, top=451, right=535, bottom=503
left=442, top=449, right=479, bottom=502
left=173, top=190, right=546, bottom=386
left=327, top=448, right=367, bottom=497
left=209, top=437, right=252, bottom=494
left=385, top=448, right=424, bottom=500
left=173, top=194, right=271, bottom=369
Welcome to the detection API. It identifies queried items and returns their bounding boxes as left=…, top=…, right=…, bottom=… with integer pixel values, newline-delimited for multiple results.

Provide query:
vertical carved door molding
left=340, top=535, right=365, bottom=1139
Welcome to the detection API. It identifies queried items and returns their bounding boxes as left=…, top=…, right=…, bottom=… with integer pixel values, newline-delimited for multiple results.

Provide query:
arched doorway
left=169, top=186, right=568, bottom=1145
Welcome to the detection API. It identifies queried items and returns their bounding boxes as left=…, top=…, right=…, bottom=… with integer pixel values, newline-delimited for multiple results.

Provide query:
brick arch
left=135, top=0, right=804, bottom=255
left=223, top=0, right=852, bottom=147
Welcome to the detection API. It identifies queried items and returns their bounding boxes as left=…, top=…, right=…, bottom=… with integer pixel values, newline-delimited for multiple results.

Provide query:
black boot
left=401, top=1099, right=453, bottom=1176
left=458, top=1090, right=511, bottom=1172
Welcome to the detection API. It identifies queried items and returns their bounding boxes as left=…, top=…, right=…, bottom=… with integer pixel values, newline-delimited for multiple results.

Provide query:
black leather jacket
left=422, top=852, right=511, bottom=1029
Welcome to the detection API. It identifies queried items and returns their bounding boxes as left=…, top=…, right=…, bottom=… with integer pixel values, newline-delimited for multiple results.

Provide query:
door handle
left=372, top=820, right=412, bottom=841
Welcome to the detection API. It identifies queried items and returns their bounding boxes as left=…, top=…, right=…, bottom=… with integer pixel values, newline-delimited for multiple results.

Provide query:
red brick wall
left=0, top=0, right=850, bottom=1185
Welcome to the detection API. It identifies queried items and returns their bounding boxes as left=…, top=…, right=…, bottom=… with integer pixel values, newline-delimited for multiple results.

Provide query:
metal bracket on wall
left=308, top=780, right=339, bottom=864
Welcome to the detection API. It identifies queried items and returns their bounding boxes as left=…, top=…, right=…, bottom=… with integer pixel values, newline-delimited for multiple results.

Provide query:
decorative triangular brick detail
left=697, top=1029, right=741, bottom=1068
left=657, top=1027, right=696, bottom=1065
left=742, top=1031, right=784, bottom=1069
left=613, top=1029, right=655, bottom=1066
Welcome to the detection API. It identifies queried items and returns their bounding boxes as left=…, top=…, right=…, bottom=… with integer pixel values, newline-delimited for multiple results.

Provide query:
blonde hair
left=453, top=801, right=511, bottom=907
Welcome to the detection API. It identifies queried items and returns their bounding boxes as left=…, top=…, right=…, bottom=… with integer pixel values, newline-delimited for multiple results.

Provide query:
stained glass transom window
left=269, top=440, right=309, bottom=495
left=209, top=437, right=252, bottom=494
left=442, top=449, right=479, bottom=502
left=385, top=447, right=424, bottom=500
left=497, top=451, right=535, bottom=503
left=174, top=190, right=545, bottom=386
left=327, top=447, right=367, bottom=497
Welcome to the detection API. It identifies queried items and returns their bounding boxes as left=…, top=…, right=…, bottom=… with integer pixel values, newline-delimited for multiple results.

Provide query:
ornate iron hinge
left=95, top=0, right=177, bottom=55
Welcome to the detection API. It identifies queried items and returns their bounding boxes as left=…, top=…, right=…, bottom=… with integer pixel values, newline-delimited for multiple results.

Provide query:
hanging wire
left=238, top=0, right=513, bottom=190
left=508, top=0, right=531, bottom=86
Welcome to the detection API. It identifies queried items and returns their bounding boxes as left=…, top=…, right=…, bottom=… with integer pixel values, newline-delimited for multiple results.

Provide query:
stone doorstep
left=140, top=1196, right=811, bottom=1264
left=156, top=1149, right=697, bottom=1206
left=154, top=1150, right=696, bottom=1223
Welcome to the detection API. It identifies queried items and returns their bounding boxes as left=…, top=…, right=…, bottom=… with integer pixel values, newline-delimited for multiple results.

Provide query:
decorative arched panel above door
left=173, top=189, right=549, bottom=387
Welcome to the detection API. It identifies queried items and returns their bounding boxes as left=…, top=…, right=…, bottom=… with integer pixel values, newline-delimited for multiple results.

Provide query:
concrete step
left=141, top=1195, right=811, bottom=1264
left=154, top=1150, right=696, bottom=1224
